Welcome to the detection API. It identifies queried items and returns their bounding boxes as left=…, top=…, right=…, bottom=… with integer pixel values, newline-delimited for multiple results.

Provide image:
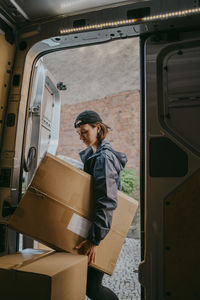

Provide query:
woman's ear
left=97, top=124, right=101, bottom=133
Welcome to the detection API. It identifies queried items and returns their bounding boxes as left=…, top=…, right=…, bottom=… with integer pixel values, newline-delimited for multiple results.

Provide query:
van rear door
left=23, top=59, right=60, bottom=189
left=139, top=29, right=200, bottom=300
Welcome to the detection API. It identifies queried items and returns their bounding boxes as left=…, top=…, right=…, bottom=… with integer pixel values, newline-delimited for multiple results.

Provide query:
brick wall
left=57, top=90, right=140, bottom=170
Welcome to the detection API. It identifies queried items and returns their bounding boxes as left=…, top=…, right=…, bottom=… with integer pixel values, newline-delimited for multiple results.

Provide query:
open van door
left=23, top=59, right=60, bottom=189
left=139, top=29, right=200, bottom=299
left=20, top=59, right=61, bottom=249
left=0, top=9, right=61, bottom=253
left=0, top=45, right=61, bottom=253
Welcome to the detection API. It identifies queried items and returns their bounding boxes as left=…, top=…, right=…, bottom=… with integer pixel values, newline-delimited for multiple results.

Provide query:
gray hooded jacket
left=79, top=140, right=127, bottom=245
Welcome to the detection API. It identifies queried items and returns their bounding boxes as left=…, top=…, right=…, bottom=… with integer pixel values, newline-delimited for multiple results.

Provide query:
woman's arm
left=76, top=152, right=119, bottom=263
left=87, top=153, right=118, bottom=246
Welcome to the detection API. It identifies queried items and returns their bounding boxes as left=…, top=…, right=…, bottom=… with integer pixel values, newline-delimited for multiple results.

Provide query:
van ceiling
left=0, top=0, right=147, bottom=25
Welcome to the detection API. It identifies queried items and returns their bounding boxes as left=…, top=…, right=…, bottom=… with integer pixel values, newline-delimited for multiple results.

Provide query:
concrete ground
left=87, top=238, right=141, bottom=300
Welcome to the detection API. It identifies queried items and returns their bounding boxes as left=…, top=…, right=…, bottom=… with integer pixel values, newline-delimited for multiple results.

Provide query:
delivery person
left=74, top=110, right=127, bottom=300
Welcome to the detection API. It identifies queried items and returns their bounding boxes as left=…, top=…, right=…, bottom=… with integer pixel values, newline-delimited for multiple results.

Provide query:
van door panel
left=23, top=61, right=60, bottom=188
left=0, top=30, right=15, bottom=255
left=139, top=31, right=200, bottom=300
left=0, top=31, right=15, bottom=147
left=162, top=44, right=200, bottom=155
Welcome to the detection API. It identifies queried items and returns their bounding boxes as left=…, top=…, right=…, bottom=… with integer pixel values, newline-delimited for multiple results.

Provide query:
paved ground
left=87, top=238, right=141, bottom=300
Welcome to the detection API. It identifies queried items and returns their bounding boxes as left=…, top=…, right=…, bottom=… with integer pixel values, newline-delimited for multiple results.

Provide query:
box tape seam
left=29, top=186, right=89, bottom=219
left=12, top=250, right=55, bottom=270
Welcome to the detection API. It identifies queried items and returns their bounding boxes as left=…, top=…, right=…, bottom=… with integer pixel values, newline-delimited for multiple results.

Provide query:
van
left=0, top=1, right=200, bottom=299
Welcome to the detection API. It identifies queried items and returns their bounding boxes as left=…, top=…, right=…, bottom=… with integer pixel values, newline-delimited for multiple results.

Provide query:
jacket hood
left=79, top=140, right=127, bottom=170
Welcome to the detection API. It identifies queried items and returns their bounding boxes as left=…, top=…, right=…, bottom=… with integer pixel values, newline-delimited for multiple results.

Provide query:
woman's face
left=76, top=124, right=100, bottom=147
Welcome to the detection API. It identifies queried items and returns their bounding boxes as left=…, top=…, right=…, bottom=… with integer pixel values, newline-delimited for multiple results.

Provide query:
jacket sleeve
left=87, top=153, right=118, bottom=245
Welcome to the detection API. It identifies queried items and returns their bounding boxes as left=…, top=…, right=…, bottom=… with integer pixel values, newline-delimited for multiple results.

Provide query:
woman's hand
left=75, top=240, right=97, bottom=265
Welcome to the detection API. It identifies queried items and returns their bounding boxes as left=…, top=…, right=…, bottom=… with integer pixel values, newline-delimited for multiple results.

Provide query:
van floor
left=87, top=238, right=140, bottom=300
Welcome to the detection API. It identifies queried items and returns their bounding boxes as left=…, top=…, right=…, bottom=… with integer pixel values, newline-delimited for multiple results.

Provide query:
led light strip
left=60, top=19, right=136, bottom=34
left=60, top=7, right=200, bottom=35
left=143, top=7, right=200, bottom=21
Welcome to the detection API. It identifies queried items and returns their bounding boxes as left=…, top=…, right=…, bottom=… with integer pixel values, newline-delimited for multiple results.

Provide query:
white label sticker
left=67, top=213, right=91, bottom=239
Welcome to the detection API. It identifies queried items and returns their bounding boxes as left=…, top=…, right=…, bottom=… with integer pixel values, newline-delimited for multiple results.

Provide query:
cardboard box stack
left=0, top=248, right=88, bottom=300
left=9, top=153, right=138, bottom=275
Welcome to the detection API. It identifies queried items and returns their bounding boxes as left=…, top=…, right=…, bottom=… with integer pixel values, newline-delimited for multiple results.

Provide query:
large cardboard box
left=0, top=249, right=87, bottom=300
left=9, top=153, right=138, bottom=275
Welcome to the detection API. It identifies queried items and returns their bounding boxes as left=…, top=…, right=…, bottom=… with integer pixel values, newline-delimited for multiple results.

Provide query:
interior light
left=60, top=7, right=200, bottom=35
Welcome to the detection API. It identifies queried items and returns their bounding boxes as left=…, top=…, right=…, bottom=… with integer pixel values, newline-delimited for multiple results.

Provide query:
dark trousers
left=86, top=267, right=119, bottom=300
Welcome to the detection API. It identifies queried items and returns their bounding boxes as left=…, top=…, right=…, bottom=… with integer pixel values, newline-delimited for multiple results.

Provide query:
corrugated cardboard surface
left=37, top=242, right=52, bottom=251
left=0, top=250, right=87, bottom=300
left=0, top=249, right=53, bottom=300
left=0, top=248, right=53, bottom=269
left=9, top=153, right=138, bottom=275
left=31, top=154, right=95, bottom=218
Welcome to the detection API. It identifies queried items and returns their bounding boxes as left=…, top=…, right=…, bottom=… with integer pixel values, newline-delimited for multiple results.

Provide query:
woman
left=74, top=110, right=127, bottom=300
